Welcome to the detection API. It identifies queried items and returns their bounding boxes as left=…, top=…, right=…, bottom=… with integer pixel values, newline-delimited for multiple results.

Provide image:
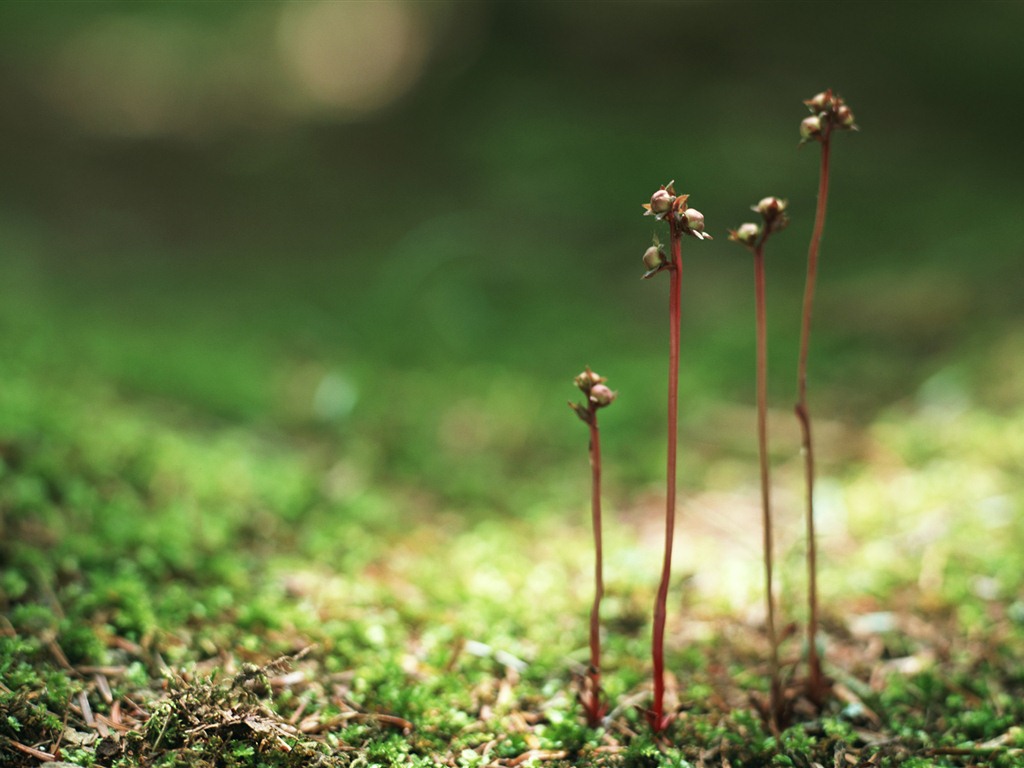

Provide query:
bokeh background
left=2, top=1, right=1022, bottom=525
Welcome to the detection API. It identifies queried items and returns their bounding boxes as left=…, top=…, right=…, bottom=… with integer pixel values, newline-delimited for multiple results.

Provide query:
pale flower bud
left=649, top=188, right=674, bottom=215
left=754, top=197, right=786, bottom=219
left=642, top=239, right=670, bottom=279
left=574, top=368, right=603, bottom=393
left=835, top=103, right=857, bottom=129
left=588, top=384, right=616, bottom=407
left=729, top=222, right=760, bottom=246
left=683, top=208, right=705, bottom=231
left=804, top=90, right=834, bottom=114
left=753, top=196, right=789, bottom=233
left=682, top=208, right=712, bottom=240
left=800, top=115, right=822, bottom=141
left=643, top=245, right=666, bottom=271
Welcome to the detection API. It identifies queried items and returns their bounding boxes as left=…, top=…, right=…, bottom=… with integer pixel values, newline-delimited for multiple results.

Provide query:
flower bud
left=588, top=384, right=616, bottom=407
left=643, top=245, right=667, bottom=271
left=683, top=208, right=712, bottom=240
left=574, top=368, right=603, bottom=393
left=728, top=222, right=760, bottom=246
left=800, top=115, right=822, bottom=141
left=835, top=103, right=857, bottom=129
left=804, top=90, right=834, bottom=114
left=648, top=188, right=674, bottom=215
left=642, top=240, right=670, bottom=278
left=753, top=197, right=789, bottom=233
left=754, top=197, right=787, bottom=219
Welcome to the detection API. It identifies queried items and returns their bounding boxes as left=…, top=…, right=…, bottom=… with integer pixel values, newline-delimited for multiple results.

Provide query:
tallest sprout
left=795, top=89, right=857, bottom=706
left=640, top=181, right=712, bottom=732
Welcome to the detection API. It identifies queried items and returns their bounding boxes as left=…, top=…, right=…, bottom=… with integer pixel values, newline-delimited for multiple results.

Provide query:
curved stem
left=651, top=220, right=682, bottom=732
left=754, top=245, right=781, bottom=732
left=585, top=413, right=604, bottom=726
left=796, top=132, right=831, bottom=705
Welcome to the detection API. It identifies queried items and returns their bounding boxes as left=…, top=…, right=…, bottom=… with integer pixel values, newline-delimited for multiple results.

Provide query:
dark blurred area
left=1, top=1, right=1022, bottom=506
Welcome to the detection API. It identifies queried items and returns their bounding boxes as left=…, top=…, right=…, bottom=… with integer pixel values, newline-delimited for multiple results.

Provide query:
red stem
left=651, top=219, right=682, bottom=732
left=754, top=244, right=781, bottom=732
left=796, top=130, right=831, bottom=704
left=585, top=413, right=605, bottom=726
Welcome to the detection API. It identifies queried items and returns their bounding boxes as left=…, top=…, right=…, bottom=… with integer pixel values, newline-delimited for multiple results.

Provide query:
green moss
left=3, top=277, right=1024, bottom=768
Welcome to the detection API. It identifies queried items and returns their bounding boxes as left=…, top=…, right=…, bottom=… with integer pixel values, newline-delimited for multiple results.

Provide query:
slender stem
left=754, top=244, right=781, bottom=732
left=585, top=413, right=604, bottom=726
left=796, top=130, right=832, bottom=704
left=651, top=219, right=682, bottom=732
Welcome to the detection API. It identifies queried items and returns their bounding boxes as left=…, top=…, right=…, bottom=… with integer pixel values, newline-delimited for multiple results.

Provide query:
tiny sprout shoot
left=569, top=367, right=616, bottom=727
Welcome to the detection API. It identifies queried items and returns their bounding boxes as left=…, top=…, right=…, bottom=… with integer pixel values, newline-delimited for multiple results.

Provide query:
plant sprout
left=795, top=89, right=857, bottom=705
left=569, top=367, right=617, bottom=727
left=640, top=181, right=711, bottom=732
left=728, top=196, right=790, bottom=732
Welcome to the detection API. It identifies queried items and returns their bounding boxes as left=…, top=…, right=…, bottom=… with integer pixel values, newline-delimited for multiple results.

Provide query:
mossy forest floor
left=3, top=323, right=1024, bottom=768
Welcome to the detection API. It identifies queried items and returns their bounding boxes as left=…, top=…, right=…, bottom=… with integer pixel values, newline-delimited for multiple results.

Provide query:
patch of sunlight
left=276, top=1, right=430, bottom=118
left=37, top=2, right=475, bottom=137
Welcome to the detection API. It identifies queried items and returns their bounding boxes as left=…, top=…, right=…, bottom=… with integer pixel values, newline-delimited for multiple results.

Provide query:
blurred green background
left=1, top=0, right=1022, bottom=515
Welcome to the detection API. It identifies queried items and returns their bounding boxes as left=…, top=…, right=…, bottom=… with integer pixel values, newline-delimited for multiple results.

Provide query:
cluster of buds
left=569, top=367, right=616, bottom=424
left=728, top=196, right=789, bottom=250
left=799, top=89, right=857, bottom=143
left=642, top=181, right=713, bottom=241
